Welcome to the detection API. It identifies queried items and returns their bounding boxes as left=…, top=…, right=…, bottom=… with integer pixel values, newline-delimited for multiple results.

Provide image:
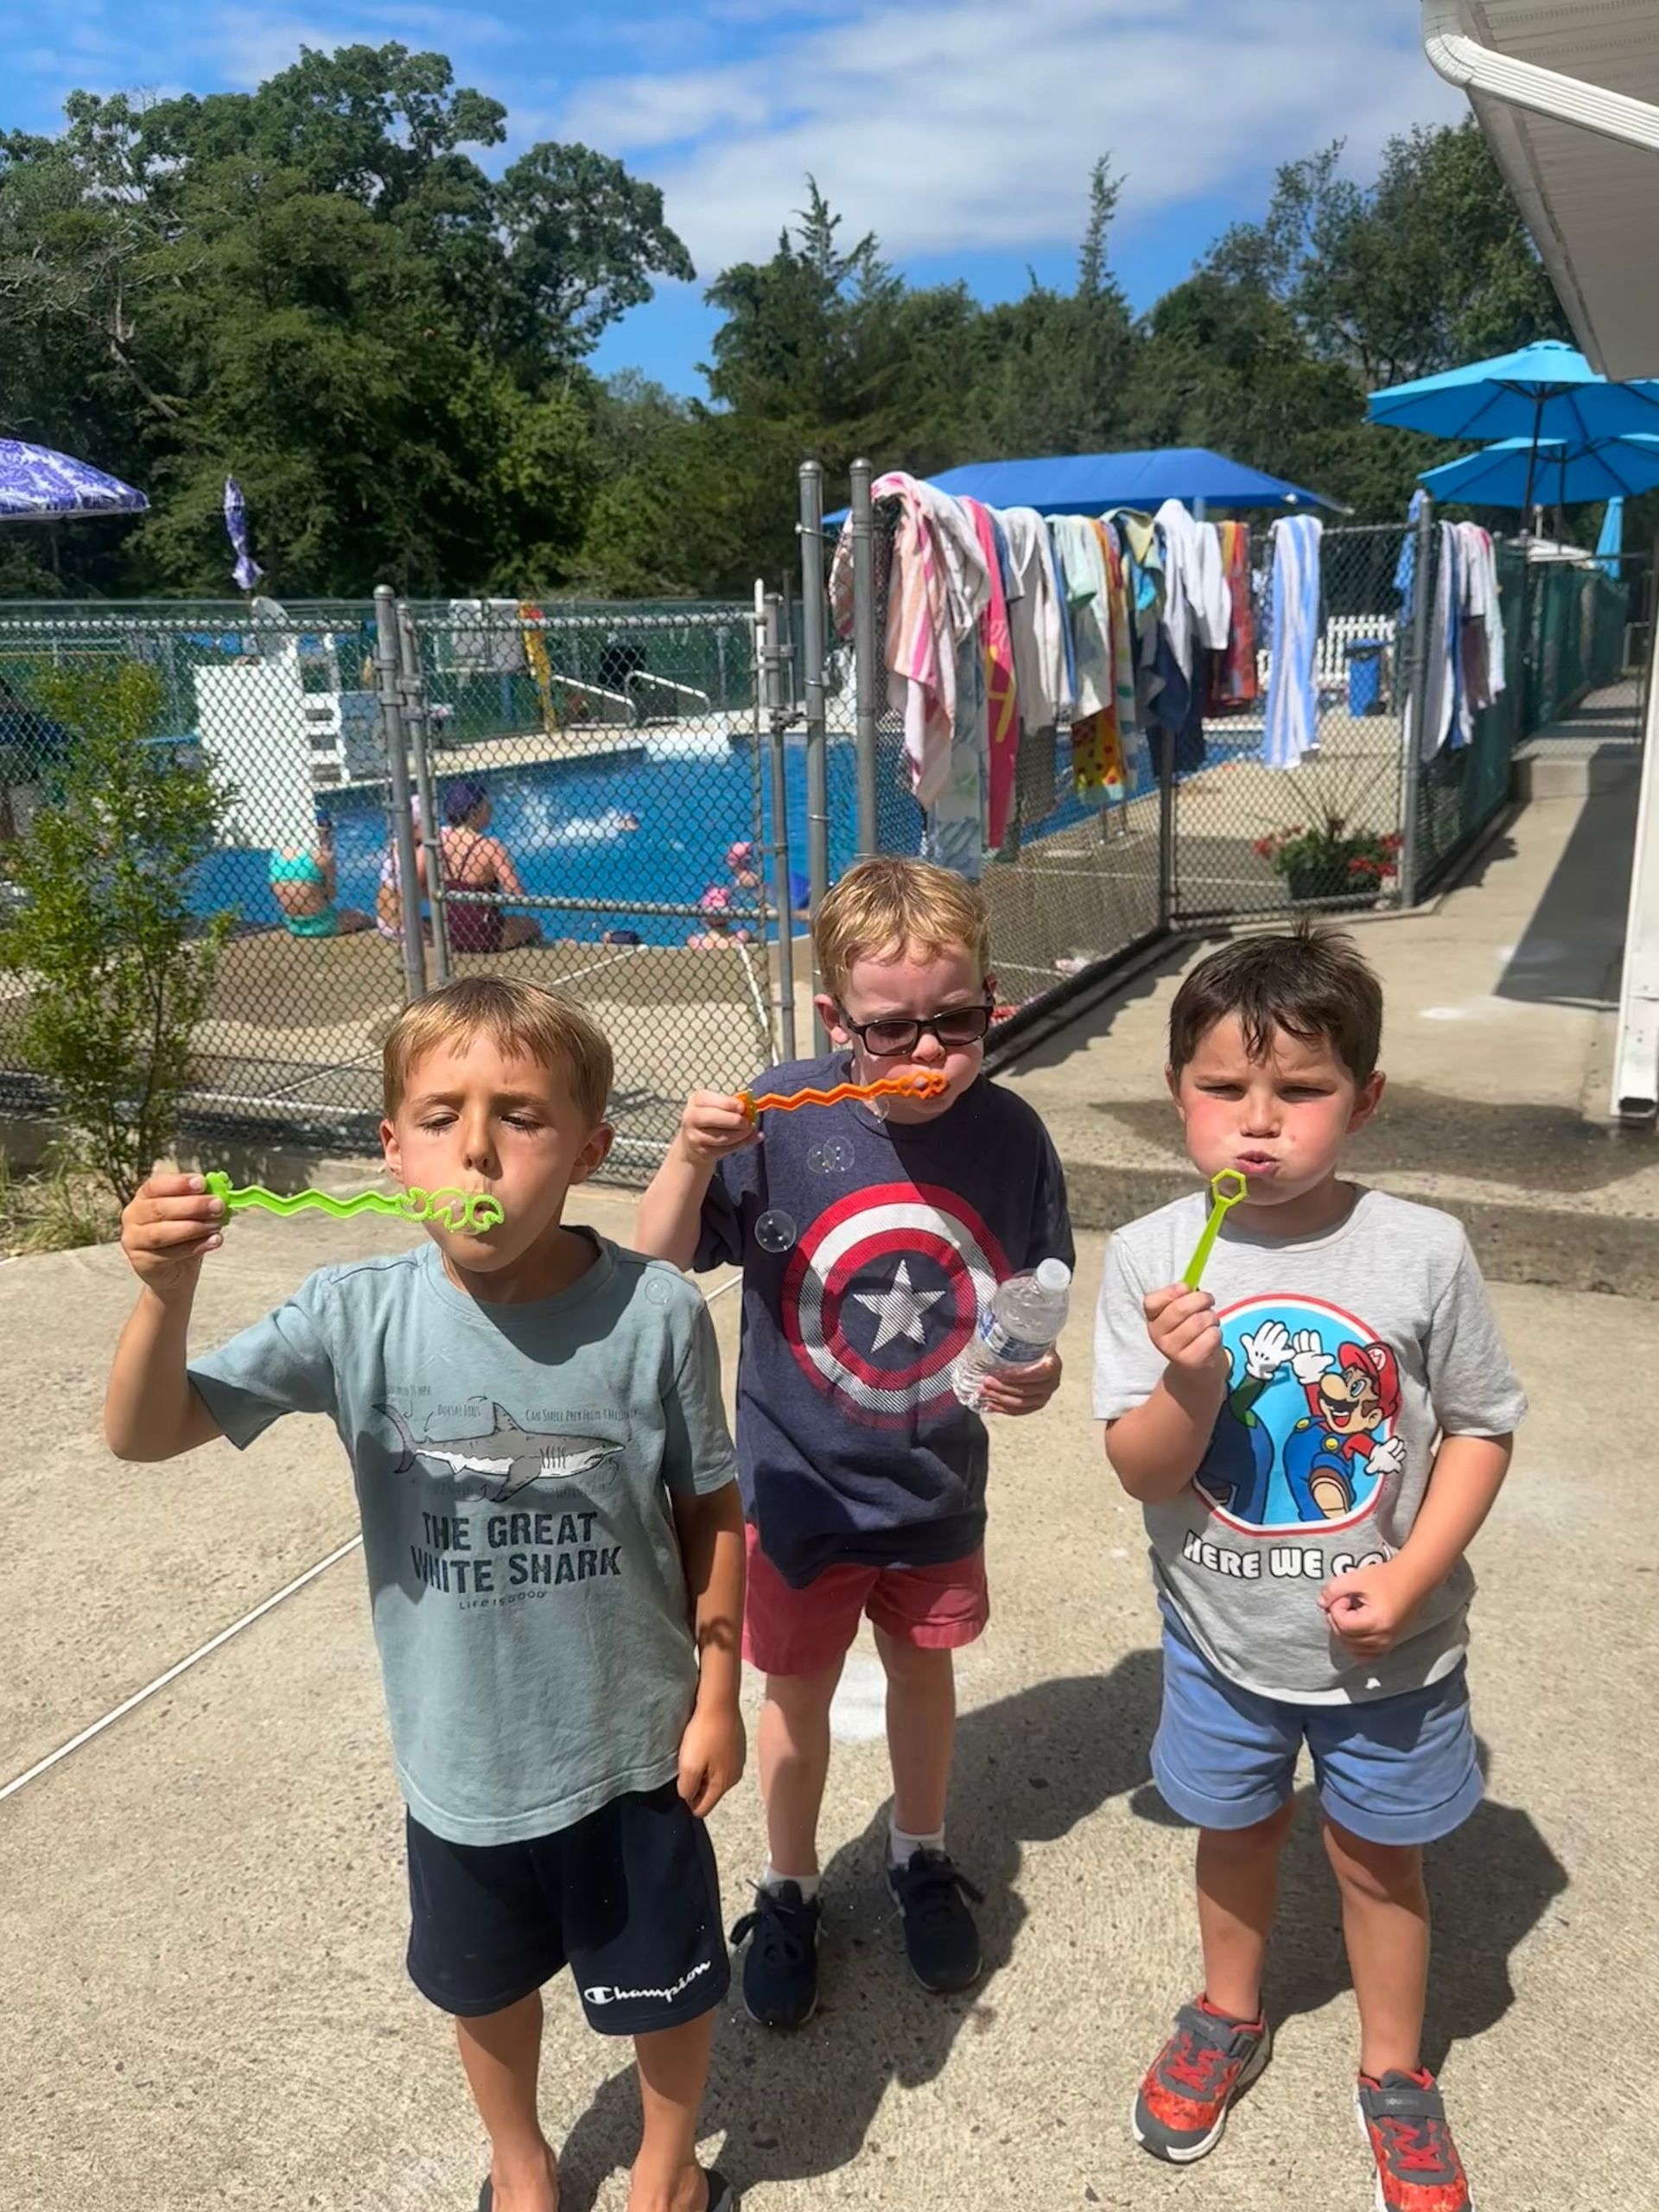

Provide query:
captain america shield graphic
left=781, top=1181, right=1009, bottom=1426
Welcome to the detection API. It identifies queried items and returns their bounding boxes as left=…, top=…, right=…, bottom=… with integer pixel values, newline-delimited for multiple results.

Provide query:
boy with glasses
left=637, top=858, right=1072, bottom=2030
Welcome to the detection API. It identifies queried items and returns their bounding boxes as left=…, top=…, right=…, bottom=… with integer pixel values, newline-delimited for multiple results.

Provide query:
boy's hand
left=978, top=1349, right=1062, bottom=1417
left=1319, top=1558, right=1424, bottom=1658
left=677, top=1695, right=746, bottom=1819
left=120, top=1170, right=225, bottom=1295
left=677, top=1090, right=759, bottom=1166
left=1144, top=1284, right=1227, bottom=1380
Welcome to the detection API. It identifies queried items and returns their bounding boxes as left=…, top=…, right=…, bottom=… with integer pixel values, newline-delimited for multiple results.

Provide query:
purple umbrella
left=224, top=475, right=264, bottom=590
left=0, top=439, right=149, bottom=520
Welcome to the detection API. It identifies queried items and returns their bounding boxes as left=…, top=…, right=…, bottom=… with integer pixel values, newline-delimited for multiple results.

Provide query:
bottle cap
left=1035, top=1259, right=1071, bottom=1292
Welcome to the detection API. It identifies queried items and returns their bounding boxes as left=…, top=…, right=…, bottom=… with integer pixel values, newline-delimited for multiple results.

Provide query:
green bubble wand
left=203, top=1173, right=504, bottom=1233
left=1182, top=1169, right=1249, bottom=1289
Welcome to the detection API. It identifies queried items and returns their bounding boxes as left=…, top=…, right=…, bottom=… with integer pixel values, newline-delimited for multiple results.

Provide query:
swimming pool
left=193, top=725, right=1261, bottom=946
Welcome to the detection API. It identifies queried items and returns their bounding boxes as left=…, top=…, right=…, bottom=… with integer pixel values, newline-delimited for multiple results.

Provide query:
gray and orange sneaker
left=1131, top=1996, right=1270, bottom=2162
left=1356, top=2070, right=1472, bottom=2212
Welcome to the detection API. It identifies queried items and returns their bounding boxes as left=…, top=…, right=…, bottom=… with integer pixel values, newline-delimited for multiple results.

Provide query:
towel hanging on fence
left=962, top=496, right=1020, bottom=849
left=1207, top=522, right=1260, bottom=713
left=1264, top=516, right=1324, bottom=769
left=1416, top=522, right=1466, bottom=761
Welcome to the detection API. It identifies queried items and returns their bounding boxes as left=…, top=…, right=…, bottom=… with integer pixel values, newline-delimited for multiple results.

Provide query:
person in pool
left=268, top=813, right=372, bottom=939
left=727, top=840, right=810, bottom=918
left=686, top=885, right=753, bottom=950
left=439, top=777, right=543, bottom=954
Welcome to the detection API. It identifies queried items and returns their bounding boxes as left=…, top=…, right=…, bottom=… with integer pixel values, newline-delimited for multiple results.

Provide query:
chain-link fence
left=1522, top=555, right=1632, bottom=730
left=0, top=594, right=795, bottom=1173
left=0, top=490, right=1641, bottom=1177
left=831, top=474, right=1640, bottom=1039
left=1168, top=521, right=1411, bottom=926
left=0, top=601, right=409, bottom=1142
left=399, top=598, right=798, bottom=1170
left=844, top=477, right=1164, bottom=1031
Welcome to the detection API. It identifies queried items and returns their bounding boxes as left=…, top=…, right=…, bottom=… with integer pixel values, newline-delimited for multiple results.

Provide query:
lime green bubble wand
left=1182, top=1169, right=1249, bottom=1289
left=203, top=1173, right=504, bottom=1233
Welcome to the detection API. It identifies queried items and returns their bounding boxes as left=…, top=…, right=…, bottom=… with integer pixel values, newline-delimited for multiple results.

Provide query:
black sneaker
left=887, top=1847, right=984, bottom=1993
left=729, top=1882, right=821, bottom=2029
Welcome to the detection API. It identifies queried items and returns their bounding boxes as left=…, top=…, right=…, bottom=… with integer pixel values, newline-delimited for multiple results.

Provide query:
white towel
left=1265, top=517, right=1323, bottom=770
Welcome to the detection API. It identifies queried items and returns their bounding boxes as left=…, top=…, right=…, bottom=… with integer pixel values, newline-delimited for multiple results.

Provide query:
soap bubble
left=753, top=1209, right=798, bottom=1254
left=825, top=1138, right=853, bottom=1173
left=808, top=1146, right=827, bottom=1173
left=645, top=1275, right=671, bottom=1306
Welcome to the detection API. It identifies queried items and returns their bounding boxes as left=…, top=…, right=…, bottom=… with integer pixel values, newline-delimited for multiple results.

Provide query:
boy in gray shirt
left=105, top=979, right=744, bottom=2212
left=1093, top=929, right=1523, bottom=2212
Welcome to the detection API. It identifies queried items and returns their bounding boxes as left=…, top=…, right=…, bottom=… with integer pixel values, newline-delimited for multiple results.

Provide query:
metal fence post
left=398, top=603, right=451, bottom=987
left=798, top=460, right=831, bottom=1050
left=1156, top=732, right=1176, bottom=932
left=1398, top=493, right=1435, bottom=908
left=760, top=588, right=798, bottom=1062
left=374, top=584, right=427, bottom=1003
left=849, top=458, right=880, bottom=860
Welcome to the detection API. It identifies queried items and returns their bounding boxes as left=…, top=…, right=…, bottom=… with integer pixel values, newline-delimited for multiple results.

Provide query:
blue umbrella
left=1370, top=340, right=1659, bottom=443
left=1417, top=434, right=1659, bottom=507
left=1373, top=341, right=1659, bottom=524
left=0, top=438, right=149, bottom=520
left=1596, top=497, right=1625, bottom=573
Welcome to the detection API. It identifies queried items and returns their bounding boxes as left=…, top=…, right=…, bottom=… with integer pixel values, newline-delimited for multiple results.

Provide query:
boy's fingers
left=130, top=1220, right=221, bottom=1249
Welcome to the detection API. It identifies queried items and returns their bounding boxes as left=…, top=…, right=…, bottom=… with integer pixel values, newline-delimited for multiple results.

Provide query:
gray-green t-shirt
left=190, top=1234, right=737, bottom=1845
left=1093, top=1189, right=1526, bottom=1704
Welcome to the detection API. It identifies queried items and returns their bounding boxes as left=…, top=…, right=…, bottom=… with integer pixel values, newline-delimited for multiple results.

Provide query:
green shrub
left=0, top=663, right=233, bottom=1205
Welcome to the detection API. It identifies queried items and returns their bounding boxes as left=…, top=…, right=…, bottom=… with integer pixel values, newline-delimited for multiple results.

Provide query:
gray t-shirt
left=1093, top=1188, right=1526, bottom=1703
left=190, top=1234, right=737, bottom=1845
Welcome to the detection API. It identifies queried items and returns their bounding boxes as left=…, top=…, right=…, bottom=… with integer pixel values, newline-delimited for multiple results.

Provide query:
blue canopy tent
left=826, top=447, right=1338, bottom=523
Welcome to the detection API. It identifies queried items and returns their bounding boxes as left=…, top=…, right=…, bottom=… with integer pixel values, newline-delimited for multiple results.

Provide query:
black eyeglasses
left=836, top=994, right=995, bottom=1059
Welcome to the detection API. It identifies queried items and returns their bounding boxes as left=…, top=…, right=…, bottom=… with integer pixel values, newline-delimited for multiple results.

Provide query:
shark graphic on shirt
left=378, top=1402, right=624, bottom=1503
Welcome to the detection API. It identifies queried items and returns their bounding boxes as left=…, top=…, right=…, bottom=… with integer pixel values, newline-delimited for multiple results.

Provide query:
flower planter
left=1284, top=859, right=1357, bottom=904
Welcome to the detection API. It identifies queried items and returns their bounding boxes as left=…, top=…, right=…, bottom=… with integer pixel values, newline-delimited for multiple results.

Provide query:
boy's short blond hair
left=814, top=857, right=992, bottom=1000
left=383, top=977, right=613, bottom=1123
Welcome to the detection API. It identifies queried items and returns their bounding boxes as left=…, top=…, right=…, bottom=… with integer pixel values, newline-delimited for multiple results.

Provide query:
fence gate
left=0, top=599, right=410, bottom=1141
left=1166, top=522, right=1415, bottom=925
left=399, top=596, right=793, bottom=1175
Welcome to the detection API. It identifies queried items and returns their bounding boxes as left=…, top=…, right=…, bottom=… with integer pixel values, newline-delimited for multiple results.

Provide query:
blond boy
left=636, top=859, right=1072, bottom=2029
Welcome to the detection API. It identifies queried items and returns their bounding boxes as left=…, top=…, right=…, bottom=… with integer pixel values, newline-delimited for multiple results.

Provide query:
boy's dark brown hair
left=1167, top=923, right=1383, bottom=1084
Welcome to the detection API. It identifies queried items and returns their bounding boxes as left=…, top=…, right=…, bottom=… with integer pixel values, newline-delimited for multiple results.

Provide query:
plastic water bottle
left=951, top=1259, right=1072, bottom=1408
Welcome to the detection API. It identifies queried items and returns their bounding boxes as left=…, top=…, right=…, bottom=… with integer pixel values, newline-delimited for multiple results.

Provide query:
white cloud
left=557, top=0, right=1468, bottom=271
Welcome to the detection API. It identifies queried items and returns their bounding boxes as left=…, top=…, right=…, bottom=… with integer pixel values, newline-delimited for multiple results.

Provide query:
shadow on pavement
left=554, top=1654, right=1162, bottom=2208
left=1128, top=1737, right=1568, bottom=2075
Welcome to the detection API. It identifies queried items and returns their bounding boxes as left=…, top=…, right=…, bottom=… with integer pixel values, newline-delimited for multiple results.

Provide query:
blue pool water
left=194, top=727, right=1258, bottom=946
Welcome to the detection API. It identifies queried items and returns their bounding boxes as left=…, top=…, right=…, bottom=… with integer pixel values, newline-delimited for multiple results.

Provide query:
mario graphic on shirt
left=1195, top=1295, right=1407, bottom=1534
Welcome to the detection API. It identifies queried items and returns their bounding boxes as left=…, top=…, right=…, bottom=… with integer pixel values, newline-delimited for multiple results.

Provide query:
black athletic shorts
left=405, top=1781, right=729, bottom=2033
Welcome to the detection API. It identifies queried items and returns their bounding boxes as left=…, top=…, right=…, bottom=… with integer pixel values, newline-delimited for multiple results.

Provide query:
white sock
left=760, top=1863, right=821, bottom=1901
left=888, top=1820, right=946, bottom=1869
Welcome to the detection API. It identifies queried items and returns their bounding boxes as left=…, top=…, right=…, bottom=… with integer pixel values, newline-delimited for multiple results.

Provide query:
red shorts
left=741, top=1523, right=989, bottom=1678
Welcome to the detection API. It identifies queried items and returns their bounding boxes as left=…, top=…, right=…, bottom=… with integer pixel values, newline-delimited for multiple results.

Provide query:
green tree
left=0, top=664, right=232, bottom=1204
left=1, top=47, right=691, bottom=598
left=966, top=158, right=1139, bottom=457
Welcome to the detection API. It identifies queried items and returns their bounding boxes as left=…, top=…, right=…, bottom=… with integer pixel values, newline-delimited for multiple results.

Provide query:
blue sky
left=4, top=0, right=1465, bottom=394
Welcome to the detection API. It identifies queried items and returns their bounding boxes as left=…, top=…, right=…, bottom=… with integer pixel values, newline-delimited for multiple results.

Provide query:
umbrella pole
left=1520, top=391, right=1542, bottom=541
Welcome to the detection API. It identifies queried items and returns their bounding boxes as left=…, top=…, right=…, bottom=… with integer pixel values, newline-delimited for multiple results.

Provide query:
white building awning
left=1425, top=2, right=1659, bottom=378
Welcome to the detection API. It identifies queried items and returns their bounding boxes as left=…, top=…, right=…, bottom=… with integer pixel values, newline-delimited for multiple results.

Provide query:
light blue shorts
left=1153, top=1611, right=1483, bottom=1847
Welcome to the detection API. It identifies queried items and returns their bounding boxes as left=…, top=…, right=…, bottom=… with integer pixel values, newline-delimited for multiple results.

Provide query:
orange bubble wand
left=740, top=1068, right=947, bottom=1119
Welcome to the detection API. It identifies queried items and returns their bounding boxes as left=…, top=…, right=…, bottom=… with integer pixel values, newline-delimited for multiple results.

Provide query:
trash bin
left=1346, top=639, right=1388, bottom=716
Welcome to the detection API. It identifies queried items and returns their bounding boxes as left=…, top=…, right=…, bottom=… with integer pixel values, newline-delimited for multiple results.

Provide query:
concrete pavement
left=3, top=1185, right=1656, bottom=2210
